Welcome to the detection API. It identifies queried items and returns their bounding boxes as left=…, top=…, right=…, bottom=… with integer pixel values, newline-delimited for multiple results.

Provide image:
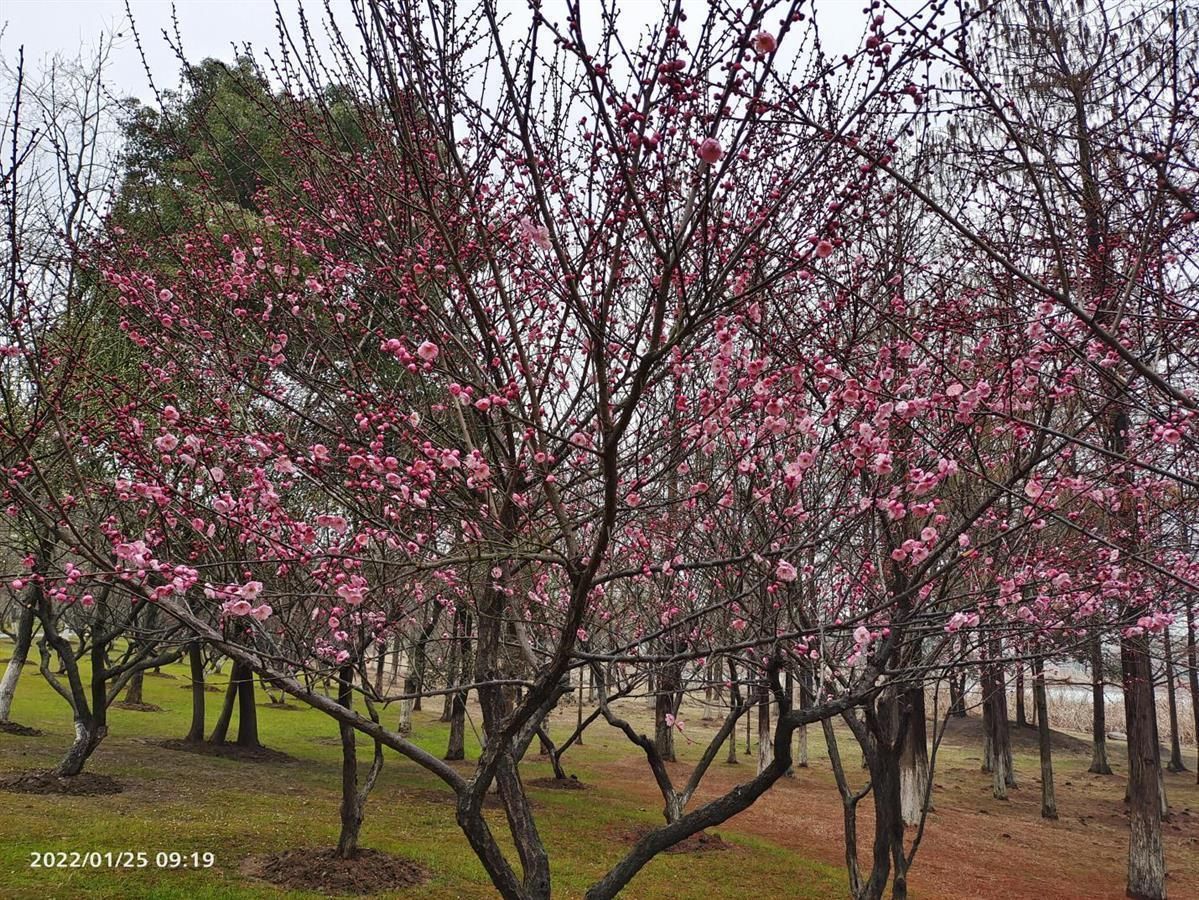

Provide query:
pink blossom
left=417, top=340, right=439, bottom=362
left=775, top=560, right=798, bottom=582
left=752, top=31, right=778, bottom=55
left=815, top=240, right=834, bottom=258
left=249, top=604, right=272, bottom=622
left=946, top=611, right=979, bottom=633
left=154, top=433, right=179, bottom=453
left=697, top=138, right=723, bottom=165
left=518, top=216, right=552, bottom=250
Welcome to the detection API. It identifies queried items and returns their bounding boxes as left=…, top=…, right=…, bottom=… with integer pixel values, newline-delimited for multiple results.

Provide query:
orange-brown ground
left=542, top=702, right=1199, bottom=900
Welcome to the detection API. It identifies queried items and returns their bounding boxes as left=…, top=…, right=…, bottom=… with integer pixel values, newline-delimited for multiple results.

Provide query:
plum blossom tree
left=4, top=1, right=1199, bottom=898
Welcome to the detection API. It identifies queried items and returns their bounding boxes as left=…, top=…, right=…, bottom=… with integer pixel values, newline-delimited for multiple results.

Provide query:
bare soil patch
left=157, top=738, right=293, bottom=763
left=0, top=721, right=43, bottom=736
left=528, top=775, right=587, bottom=790
left=178, top=683, right=222, bottom=692
left=240, top=847, right=428, bottom=895
left=0, top=771, right=123, bottom=795
left=144, top=670, right=177, bottom=679
left=113, top=701, right=163, bottom=712
left=619, top=824, right=733, bottom=854
left=399, top=786, right=538, bottom=811
left=258, top=701, right=302, bottom=710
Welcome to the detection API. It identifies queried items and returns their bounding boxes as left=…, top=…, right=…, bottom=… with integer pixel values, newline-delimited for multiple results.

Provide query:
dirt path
left=559, top=709, right=1199, bottom=900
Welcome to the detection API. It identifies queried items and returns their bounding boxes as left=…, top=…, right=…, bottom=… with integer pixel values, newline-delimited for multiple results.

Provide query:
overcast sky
left=2, top=1, right=319, bottom=98
left=2, top=1, right=890, bottom=103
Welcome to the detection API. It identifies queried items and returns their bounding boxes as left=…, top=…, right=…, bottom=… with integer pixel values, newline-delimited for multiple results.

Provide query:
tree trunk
left=704, top=664, right=716, bottom=721
left=994, top=659, right=1015, bottom=787
left=1163, top=630, right=1186, bottom=773
left=235, top=661, right=261, bottom=747
left=45, top=600, right=107, bottom=777
left=0, top=600, right=35, bottom=724
left=337, top=663, right=364, bottom=858
left=123, top=668, right=145, bottom=705
left=576, top=670, right=585, bottom=744
left=185, top=642, right=206, bottom=742
left=654, top=654, right=679, bottom=763
left=1088, top=635, right=1113, bottom=774
left=899, top=685, right=930, bottom=825
left=726, top=657, right=740, bottom=764
left=1122, top=634, right=1167, bottom=899
left=1032, top=657, right=1057, bottom=819
left=653, top=688, right=676, bottom=763
left=983, top=658, right=1014, bottom=798
left=441, top=611, right=461, bottom=723
left=373, top=644, right=386, bottom=696
left=823, top=718, right=862, bottom=897
left=445, top=613, right=471, bottom=761
left=861, top=743, right=906, bottom=900
left=209, top=661, right=239, bottom=744
left=398, top=648, right=415, bottom=735
left=445, top=687, right=466, bottom=760
left=757, top=679, right=773, bottom=775
left=1015, top=662, right=1027, bottom=728
left=982, top=681, right=993, bottom=773
left=1187, top=598, right=1199, bottom=783
left=54, top=715, right=105, bottom=777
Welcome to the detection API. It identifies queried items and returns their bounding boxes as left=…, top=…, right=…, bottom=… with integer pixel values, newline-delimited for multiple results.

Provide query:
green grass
left=0, top=649, right=845, bottom=899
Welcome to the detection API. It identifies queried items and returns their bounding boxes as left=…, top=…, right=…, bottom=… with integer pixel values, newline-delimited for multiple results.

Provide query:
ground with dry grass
left=1, top=648, right=1196, bottom=898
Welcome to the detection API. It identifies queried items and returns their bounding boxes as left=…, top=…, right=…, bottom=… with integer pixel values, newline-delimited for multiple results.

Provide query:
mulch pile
left=527, top=775, right=587, bottom=790
left=0, top=721, right=42, bottom=736
left=240, top=848, right=429, bottom=895
left=157, top=738, right=293, bottom=763
left=0, top=771, right=123, bottom=795
left=113, top=701, right=163, bottom=712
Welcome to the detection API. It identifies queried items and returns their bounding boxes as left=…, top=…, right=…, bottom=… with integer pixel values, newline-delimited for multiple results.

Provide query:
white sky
left=1, top=0, right=316, bottom=98
left=1, top=0, right=887, bottom=102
